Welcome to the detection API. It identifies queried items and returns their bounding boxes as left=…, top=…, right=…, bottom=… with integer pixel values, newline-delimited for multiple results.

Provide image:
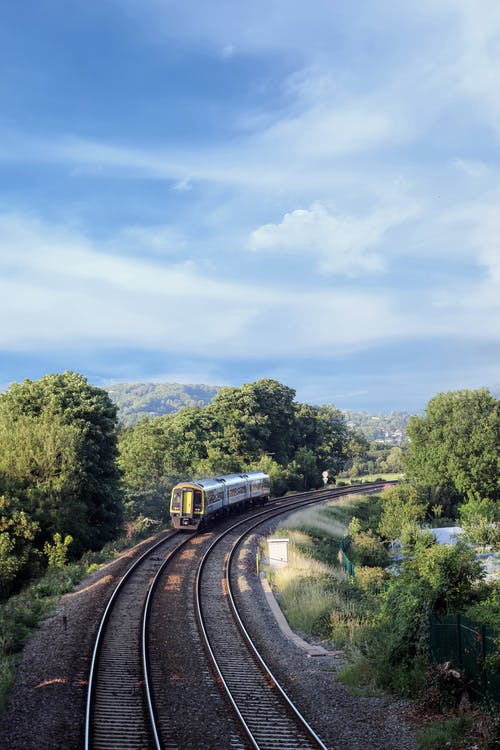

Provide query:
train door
left=183, top=489, right=193, bottom=517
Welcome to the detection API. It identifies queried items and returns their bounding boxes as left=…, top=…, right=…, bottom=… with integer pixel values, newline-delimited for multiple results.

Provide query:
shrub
left=355, top=566, right=386, bottom=593
left=350, top=531, right=388, bottom=568
left=44, top=533, right=73, bottom=569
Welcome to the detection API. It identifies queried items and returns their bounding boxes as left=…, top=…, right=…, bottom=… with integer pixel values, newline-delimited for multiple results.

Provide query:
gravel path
left=0, top=529, right=416, bottom=749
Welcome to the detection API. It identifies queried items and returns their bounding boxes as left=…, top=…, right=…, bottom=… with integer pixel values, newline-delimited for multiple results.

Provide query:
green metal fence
left=339, top=536, right=356, bottom=578
left=429, top=613, right=500, bottom=706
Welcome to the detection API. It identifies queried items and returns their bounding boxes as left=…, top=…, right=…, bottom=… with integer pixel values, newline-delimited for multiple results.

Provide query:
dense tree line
left=0, top=374, right=354, bottom=597
left=343, top=389, right=499, bottom=701
left=2, top=373, right=496, bottom=605
left=376, top=387, right=499, bottom=549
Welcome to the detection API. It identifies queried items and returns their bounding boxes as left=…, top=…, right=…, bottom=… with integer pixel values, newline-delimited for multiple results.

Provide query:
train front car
left=170, top=480, right=204, bottom=530
left=169, top=472, right=270, bottom=530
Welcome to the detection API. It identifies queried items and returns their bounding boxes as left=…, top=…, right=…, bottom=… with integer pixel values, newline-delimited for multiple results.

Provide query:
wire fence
left=338, top=536, right=356, bottom=578
left=429, top=613, right=500, bottom=706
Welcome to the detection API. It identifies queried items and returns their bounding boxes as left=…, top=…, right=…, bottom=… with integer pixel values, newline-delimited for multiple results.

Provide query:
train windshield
left=171, top=488, right=182, bottom=511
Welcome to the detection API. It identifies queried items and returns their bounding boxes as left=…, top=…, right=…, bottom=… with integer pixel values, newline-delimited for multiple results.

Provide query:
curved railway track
left=86, top=483, right=384, bottom=749
left=195, top=512, right=329, bottom=749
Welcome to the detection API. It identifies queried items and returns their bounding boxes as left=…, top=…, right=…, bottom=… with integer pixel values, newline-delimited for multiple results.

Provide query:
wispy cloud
left=0, top=212, right=498, bottom=361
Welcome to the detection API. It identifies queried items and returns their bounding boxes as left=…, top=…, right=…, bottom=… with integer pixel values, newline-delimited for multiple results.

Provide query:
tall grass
left=269, top=534, right=349, bottom=637
left=268, top=496, right=380, bottom=645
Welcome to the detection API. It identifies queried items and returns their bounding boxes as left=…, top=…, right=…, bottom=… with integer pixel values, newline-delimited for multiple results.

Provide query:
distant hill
left=106, top=382, right=220, bottom=424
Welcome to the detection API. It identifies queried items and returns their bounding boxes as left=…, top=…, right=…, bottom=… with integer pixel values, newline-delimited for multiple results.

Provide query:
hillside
left=106, top=382, right=219, bottom=424
left=107, top=381, right=410, bottom=440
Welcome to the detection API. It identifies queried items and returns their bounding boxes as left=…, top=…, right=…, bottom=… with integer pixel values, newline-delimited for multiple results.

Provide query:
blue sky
left=1, top=1, right=499, bottom=413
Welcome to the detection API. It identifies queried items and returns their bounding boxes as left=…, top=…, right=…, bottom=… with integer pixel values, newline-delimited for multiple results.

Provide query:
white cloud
left=248, top=201, right=418, bottom=276
left=1, top=212, right=498, bottom=365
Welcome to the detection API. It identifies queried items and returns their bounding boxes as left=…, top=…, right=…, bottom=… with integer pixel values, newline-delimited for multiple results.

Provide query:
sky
left=1, top=0, right=499, bottom=413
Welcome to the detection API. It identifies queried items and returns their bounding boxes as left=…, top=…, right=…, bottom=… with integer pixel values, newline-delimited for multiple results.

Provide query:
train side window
left=194, top=490, right=202, bottom=511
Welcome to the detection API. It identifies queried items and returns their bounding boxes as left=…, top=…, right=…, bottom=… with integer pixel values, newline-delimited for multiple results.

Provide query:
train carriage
left=170, top=471, right=270, bottom=530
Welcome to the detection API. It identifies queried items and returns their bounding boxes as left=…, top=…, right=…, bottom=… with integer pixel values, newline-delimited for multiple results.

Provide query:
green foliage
left=206, top=379, right=297, bottom=465
left=0, top=496, right=40, bottom=598
left=43, top=532, right=73, bottom=569
left=118, top=377, right=354, bottom=512
left=415, top=717, right=474, bottom=749
left=405, top=388, right=499, bottom=507
left=349, top=531, right=388, bottom=568
left=465, top=581, right=500, bottom=672
left=459, top=495, right=500, bottom=549
left=0, top=371, right=123, bottom=557
left=364, top=539, right=486, bottom=696
left=377, top=483, right=427, bottom=541
left=354, top=566, right=386, bottom=593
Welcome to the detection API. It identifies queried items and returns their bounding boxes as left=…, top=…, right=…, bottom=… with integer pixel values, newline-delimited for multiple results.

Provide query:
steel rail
left=86, top=481, right=384, bottom=749
left=141, top=533, right=196, bottom=750
left=84, top=529, right=180, bottom=750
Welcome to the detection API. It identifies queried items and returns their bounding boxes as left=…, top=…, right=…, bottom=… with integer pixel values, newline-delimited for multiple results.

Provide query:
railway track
left=195, top=513, right=329, bottom=749
left=86, top=483, right=384, bottom=749
left=85, top=531, right=185, bottom=750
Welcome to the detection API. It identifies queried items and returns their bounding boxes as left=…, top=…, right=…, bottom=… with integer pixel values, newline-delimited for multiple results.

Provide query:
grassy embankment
left=265, top=493, right=382, bottom=661
left=340, top=472, right=404, bottom=483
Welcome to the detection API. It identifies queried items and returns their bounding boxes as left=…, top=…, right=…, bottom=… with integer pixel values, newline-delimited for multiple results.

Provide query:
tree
left=0, top=372, right=123, bottom=553
left=381, top=446, right=404, bottom=474
left=368, top=537, right=485, bottom=695
left=0, top=496, right=39, bottom=597
left=207, top=379, right=297, bottom=465
left=377, top=483, right=427, bottom=541
left=405, top=389, right=499, bottom=507
left=459, top=494, right=500, bottom=549
left=294, top=403, right=350, bottom=478
left=289, top=447, right=319, bottom=489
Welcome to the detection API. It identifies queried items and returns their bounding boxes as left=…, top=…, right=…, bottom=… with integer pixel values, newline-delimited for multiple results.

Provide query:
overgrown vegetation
left=117, top=378, right=354, bottom=520
left=270, top=444, right=499, bottom=747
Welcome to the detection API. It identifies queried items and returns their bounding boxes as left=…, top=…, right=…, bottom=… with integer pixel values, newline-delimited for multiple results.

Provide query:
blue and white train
left=170, top=472, right=270, bottom=530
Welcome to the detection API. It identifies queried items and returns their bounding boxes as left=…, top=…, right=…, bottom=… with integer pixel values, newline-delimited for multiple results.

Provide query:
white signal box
left=268, top=538, right=289, bottom=571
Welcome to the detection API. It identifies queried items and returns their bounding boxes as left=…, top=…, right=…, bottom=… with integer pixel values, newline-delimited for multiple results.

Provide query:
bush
left=355, top=566, right=386, bottom=592
left=350, top=531, right=388, bottom=568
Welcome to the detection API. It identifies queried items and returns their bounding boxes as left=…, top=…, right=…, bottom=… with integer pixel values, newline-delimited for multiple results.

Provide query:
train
left=170, top=471, right=271, bottom=530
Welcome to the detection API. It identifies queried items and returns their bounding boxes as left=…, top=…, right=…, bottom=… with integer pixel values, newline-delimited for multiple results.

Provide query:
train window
left=171, top=489, right=182, bottom=511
